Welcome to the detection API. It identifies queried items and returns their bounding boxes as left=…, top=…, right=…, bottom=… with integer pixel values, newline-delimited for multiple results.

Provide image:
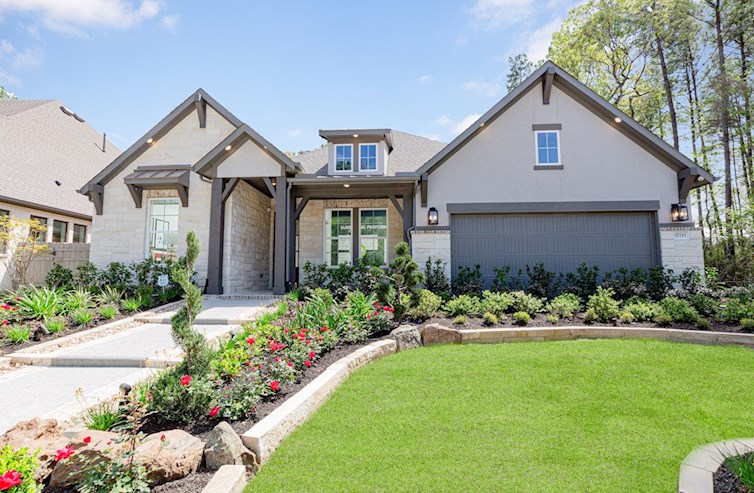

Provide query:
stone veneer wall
left=410, top=229, right=451, bottom=280
left=223, top=181, right=272, bottom=292
left=659, top=226, right=705, bottom=274
left=297, top=199, right=403, bottom=279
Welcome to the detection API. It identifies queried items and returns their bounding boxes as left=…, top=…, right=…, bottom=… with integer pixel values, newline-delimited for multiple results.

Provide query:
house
left=80, top=61, right=713, bottom=295
left=0, top=99, right=121, bottom=288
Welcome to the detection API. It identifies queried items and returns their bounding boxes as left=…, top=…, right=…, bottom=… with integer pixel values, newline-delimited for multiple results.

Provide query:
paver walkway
left=0, top=296, right=275, bottom=434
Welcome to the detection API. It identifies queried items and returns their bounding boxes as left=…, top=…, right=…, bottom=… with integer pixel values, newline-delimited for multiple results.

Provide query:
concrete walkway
left=0, top=296, right=275, bottom=434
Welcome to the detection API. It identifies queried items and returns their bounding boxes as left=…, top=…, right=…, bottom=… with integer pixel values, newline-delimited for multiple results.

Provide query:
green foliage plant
left=0, top=445, right=41, bottom=493
left=3, top=325, right=31, bottom=344
left=659, top=297, right=699, bottom=323
left=547, top=293, right=582, bottom=318
left=480, top=290, right=515, bottom=317
left=452, top=264, right=483, bottom=295
left=452, top=315, right=467, bottom=325
left=45, top=263, right=73, bottom=290
left=16, top=286, right=61, bottom=319
left=443, top=295, right=481, bottom=317
left=409, top=289, right=443, bottom=321
left=586, top=287, right=620, bottom=322
left=513, top=311, right=531, bottom=326
left=482, top=312, right=498, bottom=326
left=511, top=292, right=544, bottom=316
left=424, top=258, right=450, bottom=296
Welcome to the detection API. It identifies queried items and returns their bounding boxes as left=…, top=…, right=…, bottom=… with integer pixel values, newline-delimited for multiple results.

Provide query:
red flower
left=14, top=297, right=21, bottom=301
left=106, top=441, right=112, bottom=446
left=55, top=445, right=74, bottom=461
left=179, top=375, right=192, bottom=386
left=270, top=380, right=280, bottom=392
left=287, top=362, right=293, bottom=367
left=309, top=351, right=316, bottom=359
left=11, top=307, right=16, bottom=312
left=160, top=434, right=167, bottom=441
left=83, top=436, right=91, bottom=444
left=274, top=357, right=280, bottom=363
left=1, top=320, right=7, bottom=326
left=1, top=305, right=9, bottom=310
left=284, top=328, right=289, bottom=334
left=320, top=326, right=329, bottom=332
left=0, top=470, right=22, bottom=490
left=246, top=337, right=255, bottom=345
left=304, top=360, right=312, bottom=367
left=209, top=406, right=220, bottom=417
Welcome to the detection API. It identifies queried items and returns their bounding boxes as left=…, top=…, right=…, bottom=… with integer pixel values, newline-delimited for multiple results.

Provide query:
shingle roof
left=0, top=99, right=121, bottom=218
left=294, top=130, right=446, bottom=176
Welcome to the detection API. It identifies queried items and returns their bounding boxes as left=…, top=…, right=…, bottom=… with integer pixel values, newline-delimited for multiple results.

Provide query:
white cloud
left=161, top=14, right=178, bottom=30
left=0, top=68, right=19, bottom=86
left=455, top=35, right=468, bottom=45
left=423, top=134, right=441, bottom=142
left=435, top=113, right=483, bottom=135
left=0, top=0, right=162, bottom=33
left=0, top=39, right=13, bottom=54
left=12, top=46, right=43, bottom=69
left=469, top=0, right=534, bottom=29
left=524, top=18, right=562, bottom=62
left=287, top=128, right=302, bottom=138
left=463, top=79, right=502, bottom=97
left=417, top=74, right=431, bottom=84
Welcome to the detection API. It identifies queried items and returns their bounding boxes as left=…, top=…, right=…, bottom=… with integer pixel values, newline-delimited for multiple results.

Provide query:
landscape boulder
left=204, top=421, right=258, bottom=473
left=420, top=323, right=462, bottom=345
left=134, top=429, right=204, bottom=485
left=389, top=325, right=422, bottom=351
left=0, top=418, right=70, bottom=481
left=49, top=430, right=126, bottom=488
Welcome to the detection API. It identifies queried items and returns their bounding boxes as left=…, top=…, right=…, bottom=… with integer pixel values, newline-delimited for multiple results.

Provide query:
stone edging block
left=241, top=339, right=397, bottom=465
left=201, top=465, right=248, bottom=493
left=678, top=438, right=754, bottom=493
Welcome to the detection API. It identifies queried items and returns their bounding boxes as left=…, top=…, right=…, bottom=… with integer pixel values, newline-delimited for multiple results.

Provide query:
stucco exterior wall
left=223, top=181, right=272, bottom=292
left=297, top=198, right=403, bottom=279
left=660, top=227, right=705, bottom=274
left=89, top=106, right=236, bottom=288
left=416, top=84, right=685, bottom=227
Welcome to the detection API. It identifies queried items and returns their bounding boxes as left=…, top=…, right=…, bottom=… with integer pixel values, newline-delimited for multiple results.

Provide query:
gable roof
left=193, top=123, right=301, bottom=177
left=415, top=61, right=715, bottom=188
left=80, top=88, right=243, bottom=195
left=295, top=130, right=445, bottom=176
left=0, top=99, right=121, bottom=219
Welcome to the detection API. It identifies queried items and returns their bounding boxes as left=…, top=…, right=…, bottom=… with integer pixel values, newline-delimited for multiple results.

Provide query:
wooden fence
left=27, top=243, right=91, bottom=285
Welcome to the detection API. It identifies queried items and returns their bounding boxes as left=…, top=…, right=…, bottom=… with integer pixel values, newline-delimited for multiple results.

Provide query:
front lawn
left=248, top=339, right=754, bottom=492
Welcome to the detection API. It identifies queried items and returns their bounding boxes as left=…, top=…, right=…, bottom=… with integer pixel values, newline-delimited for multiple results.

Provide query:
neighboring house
left=81, top=61, right=713, bottom=295
left=0, top=99, right=121, bottom=288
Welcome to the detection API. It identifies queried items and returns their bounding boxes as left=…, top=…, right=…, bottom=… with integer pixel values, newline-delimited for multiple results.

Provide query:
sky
left=0, top=0, right=583, bottom=154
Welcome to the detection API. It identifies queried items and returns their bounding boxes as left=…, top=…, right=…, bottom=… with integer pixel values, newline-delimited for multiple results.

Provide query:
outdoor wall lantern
left=671, top=203, right=689, bottom=222
left=428, top=207, right=439, bottom=226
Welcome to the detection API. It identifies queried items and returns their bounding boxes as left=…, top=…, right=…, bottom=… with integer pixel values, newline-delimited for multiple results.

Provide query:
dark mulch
left=714, top=461, right=749, bottom=493
left=425, top=313, right=747, bottom=333
left=152, top=469, right=215, bottom=493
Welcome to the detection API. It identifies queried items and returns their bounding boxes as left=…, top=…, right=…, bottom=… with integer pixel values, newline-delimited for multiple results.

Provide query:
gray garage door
left=450, top=212, right=658, bottom=286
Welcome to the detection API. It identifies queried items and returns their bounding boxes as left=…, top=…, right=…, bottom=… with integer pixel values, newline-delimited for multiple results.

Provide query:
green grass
left=247, top=340, right=754, bottom=492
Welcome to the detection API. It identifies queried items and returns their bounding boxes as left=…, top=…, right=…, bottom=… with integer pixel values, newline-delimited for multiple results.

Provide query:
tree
left=506, top=54, right=534, bottom=92
left=0, top=85, right=15, bottom=100
left=0, top=216, right=48, bottom=289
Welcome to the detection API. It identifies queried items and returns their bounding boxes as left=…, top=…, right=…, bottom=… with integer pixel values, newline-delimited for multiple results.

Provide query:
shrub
left=480, top=290, right=515, bottom=317
left=301, top=261, right=329, bottom=290
left=100, top=261, right=132, bottom=291
left=601, top=268, right=647, bottom=300
left=584, top=308, right=598, bottom=324
left=424, top=258, right=450, bottom=296
left=741, top=318, right=754, bottom=333
left=409, top=289, right=442, bottom=321
left=43, top=317, right=66, bottom=333
left=511, top=292, right=544, bottom=316
left=619, top=311, right=635, bottom=324
left=443, top=295, right=482, bottom=317
left=491, top=265, right=514, bottom=292
left=452, top=315, right=467, bottom=325
left=131, top=257, right=176, bottom=292
left=363, top=306, right=394, bottom=338
left=717, top=298, right=754, bottom=323
left=688, top=293, right=718, bottom=317
left=16, top=286, right=61, bottom=319
left=482, top=312, right=498, bottom=326
left=71, top=309, right=95, bottom=326
left=3, top=325, right=31, bottom=344
left=564, top=263, right=600, bottom=300
left=96, top=285, right=124, bottom=306
left=0, top=445, right=41, bottom=493
left=134, top=285, right=154, bottom=308
left=120, top=297, right=142, bottom=313
left=586, top=287, right=620, bottom=322
left=82, top=399, right=123, bottom=431
left=659, top=296, right=699, bottom=323
left=546, top=314, right=559, bottom=324
left=73, top=262, right=101, bottom=291
left=308, top=287, right=333, bottom=306
left=677, top=267, right=705, bottom=294
left=654, top=313, right=673, bottom=326
left=547, top=293, right=581, bottom=318
left=148, top=367, right=215, bottom=423
left=695, top=317, right=711, bottom=330
left=45, top=263, right=73, bottom=290
left=513, top=311, right=530, bottom=326
left=381, top=242, right=423, bottom=320
left=452, top=265, right=483, bottom=295
left=525, top=263, right=560, bottom=299
left=63, top=288, right=95, bottom=313
left=647, top=266, right=675, bottom=301
left=623, top=299, right=661, bottom=322
left=98, top=305, right=117, bottom=320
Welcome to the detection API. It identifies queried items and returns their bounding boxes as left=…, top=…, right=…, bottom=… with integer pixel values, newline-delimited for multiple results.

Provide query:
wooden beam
left=389, top=195, right=403, bottom=217
left=126, top=184, right=142, bottom=208
left=273, top=177, right=287, bottom=295
left=221, top=178, right=240, bottom=203
left=543, top=67, right=555, bottom=105
left=287, top=187, right=296, bottom=286
left=678, top=176, right=694, bottom=203
left=294, top=196, right=309, bottom=220
left=402, top=193, right=414, bottom=243
left=263, top=177, right=277, bottom=199
left=175, top=184, right=189, bottom=207
left=420, top=173, right=428, bottom=208
left=206, top=179, right=225, bottom=295
left=195, top=94, right=207, bottom=128
left=91, top=189, right=104, bottom=216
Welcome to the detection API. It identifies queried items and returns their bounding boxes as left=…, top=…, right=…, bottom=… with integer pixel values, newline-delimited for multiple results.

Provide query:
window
left=359, top=209, right=387, bottom=265
left=334, top=144, right=353, bottom=172
left=147, top=198, right=180, bottom=260
left=30, top=216, right=47, bottom=241
left=72, top=224, right=87, bottom=244
left=324, top=209, right=352, bottom=266
left=52, top=220, right=68, bottom=243
left=359, top=144, right=378, bottom=172
left=535, top=130, right=560, bottom=165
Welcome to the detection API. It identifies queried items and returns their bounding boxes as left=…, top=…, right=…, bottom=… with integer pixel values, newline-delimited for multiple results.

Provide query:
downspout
left=285, top=180, right=293, bottom=287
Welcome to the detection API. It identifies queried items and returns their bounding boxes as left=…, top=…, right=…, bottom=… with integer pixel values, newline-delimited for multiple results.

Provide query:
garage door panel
left=451, top=212, right=657, bottom=287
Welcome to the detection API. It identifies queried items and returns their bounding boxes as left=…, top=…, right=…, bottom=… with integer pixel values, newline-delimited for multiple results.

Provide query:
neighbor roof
left=295, top=130, right=445, bottom=176
left=415, top=60, right=716, bottom=188
left=0, top=99, right=121, bottom=219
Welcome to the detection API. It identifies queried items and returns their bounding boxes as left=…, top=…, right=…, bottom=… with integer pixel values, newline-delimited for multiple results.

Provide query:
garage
left=450, top=212, right=659, bottom=286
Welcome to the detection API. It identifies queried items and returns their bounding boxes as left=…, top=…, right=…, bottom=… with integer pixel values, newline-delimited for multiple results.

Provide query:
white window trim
left=145, top=197, right=180, bottom=260
left=323, top=208, right=353, bottom=266
left=534, top=130, right=561, bottom=166
left=333, top=144, right=354, bottom=173
left=358, top=143, right=379, bottom=172
left=358, top=207, right=388, bottom=265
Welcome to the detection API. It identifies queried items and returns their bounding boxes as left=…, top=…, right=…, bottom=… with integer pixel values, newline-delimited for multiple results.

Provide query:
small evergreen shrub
left=44, top=317, right=66, bottom=333
left=623, top=299, right=661, bottom=322
left=718, top=298, right=754, bottom=323
left=120, top=297, right=143, bottom=313
left=654, top=313, right=673, bottom=327
left=452, top=315, right=467, bottom=325
left=547, top=293, right=581, bottom=318
left=601, top=267, right=647, bottom=300
left=45, top=263, right=73, bottom=290
left=443, top=294, right=482, bottom=317
left=480, top=290, right=515, bottom=317
left=584, top=308, right=598, bottom=324
left=564, top=263, right=600, bottom=300
left=546, top=314, right=559, bottom=324
left=511, top=291, right=544, bottom=316
left=73, top=262, right=101, bottom=291
left=100, top=261, right=132, bottom=291
left=740, top=318, right=754, bottom=333
left=513, top=311, right=530, bottom=326
left=482, top=312, right=498, bottom=326
left=646, top=266, right=675, bottom=301
left=71, top=308, right=95, bottom=326
left=659, top=296, right=699, bottom=323
left=98, top=304, right=117, bottom=320
left=619, top=311, right=635, bottom=324
left=695, top=317, right=711, bottom=330
left=408, top=289, right=442, bottom=321
left=688, top=293, right=718, bottom=317
left=491, top=265, right=513, bottom=292
left=424, top=258, right=450, bottom=296
left=452, top=264, right=483, bottom=295
left=586, top=287, right=620, bottom=322
left=524, top=263, right=560, bottom=299
left=301, top=261, right=329, bottom=290
left=4, top=325, right=31, bottom=344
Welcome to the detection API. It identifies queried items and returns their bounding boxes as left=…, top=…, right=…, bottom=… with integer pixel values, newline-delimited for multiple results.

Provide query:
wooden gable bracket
left=294, top=196, right=310, bottom=220
left=194, top=94, right=207, bottom=128
left=542, top=67, right=555, bottom=105
left=262, top=177, right=277, bottom=199
left=221, top=178, right=240, bottom=203
left=87, top=184, right=105, bottom=215
left=389, top=195, right=404, bottom=217
left=420, top=173, right=428, bottom=208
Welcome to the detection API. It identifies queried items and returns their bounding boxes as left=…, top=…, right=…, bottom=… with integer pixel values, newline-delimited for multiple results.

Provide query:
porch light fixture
left=352, top=134, right=359, bottom=138
left=614, top=117, right=622, bottom=123
left=343, top=183, right=350, bottom=188
left=146, top=138, right=154, bottom=144
left=428, top=207, right=439, bottom=226
left=225, top=145, right=232, bottom=151
left=671, top=203, right=689, bottom=222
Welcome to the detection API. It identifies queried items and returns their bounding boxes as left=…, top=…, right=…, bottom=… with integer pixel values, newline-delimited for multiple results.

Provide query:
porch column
left=286, top=191, right=297, bottom=286
left=273, top=176, right=287, bottom=295
left=206, top=178, right=225, bottom=295
left=402, top=192, right=414, bottom=243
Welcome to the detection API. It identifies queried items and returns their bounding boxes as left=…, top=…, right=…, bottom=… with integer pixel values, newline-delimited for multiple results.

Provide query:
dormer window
left=359, top=144, right=377, bottom=172
left=335, top=144, right=353, bottom=171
